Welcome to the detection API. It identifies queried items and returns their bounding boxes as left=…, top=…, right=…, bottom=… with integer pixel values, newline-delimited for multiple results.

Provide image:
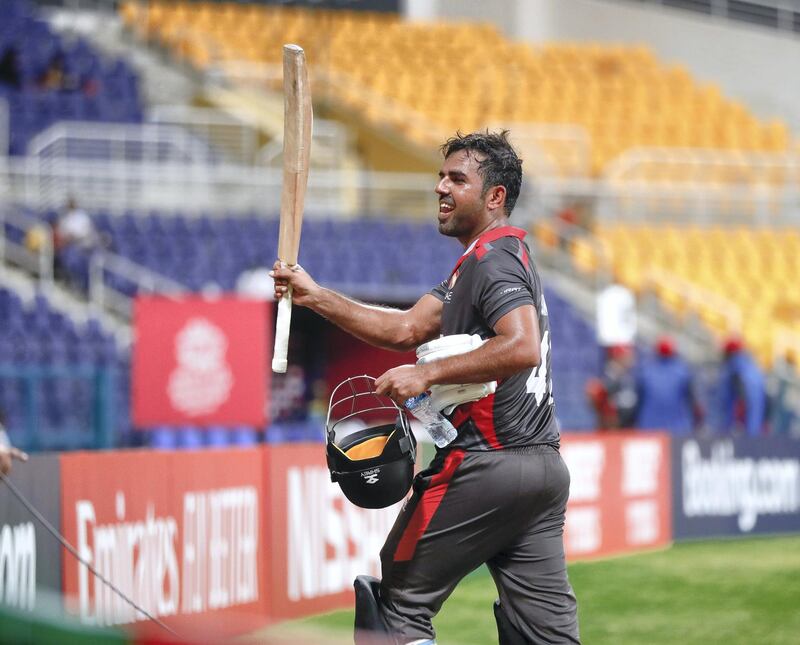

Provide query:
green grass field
left=269, top=535, right=800, bottom=645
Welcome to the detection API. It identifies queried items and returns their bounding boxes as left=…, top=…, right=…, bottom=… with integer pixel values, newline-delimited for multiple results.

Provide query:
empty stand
left=123, top=1, right=792, bottom=176
left=568, top=223, right=800, bottom=367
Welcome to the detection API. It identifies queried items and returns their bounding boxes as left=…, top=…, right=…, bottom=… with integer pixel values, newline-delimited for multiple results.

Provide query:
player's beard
left=437, top=202, right=483, bottom=239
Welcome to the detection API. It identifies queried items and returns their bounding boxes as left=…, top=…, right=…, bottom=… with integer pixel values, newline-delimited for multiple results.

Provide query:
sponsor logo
left=361, top=469, right=380, bottom=484
left=167, top=318, right=233, bottom=416
left=682, top=440, right=800, bottom=532
left=286, top=466, right=399, bottom=601
left=500, top=286, right=522, bottom=295
left=622, top=439, right=662, bottom=496
left=562, top=442, right=605, bottom=503
left=74, top=487, right=258, bottom=625
left=0, top=522, right=36, bottom=610
left=565, top=507, right=601, bottom=554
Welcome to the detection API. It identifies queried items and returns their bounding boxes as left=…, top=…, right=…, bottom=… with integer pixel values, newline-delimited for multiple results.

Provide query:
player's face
left=435, top=150, right=489, bottom=242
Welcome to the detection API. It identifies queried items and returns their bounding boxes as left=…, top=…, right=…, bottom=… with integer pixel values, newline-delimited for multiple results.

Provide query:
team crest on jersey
left=448, top=270, right=460, bottom=289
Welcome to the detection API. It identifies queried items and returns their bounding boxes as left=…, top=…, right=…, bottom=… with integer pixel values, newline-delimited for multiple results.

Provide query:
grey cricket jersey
left=430, top=226, right=559, bottom=450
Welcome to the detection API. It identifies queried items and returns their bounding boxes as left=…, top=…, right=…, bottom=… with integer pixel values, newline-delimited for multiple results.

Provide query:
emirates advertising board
left=132, top=296, right=270, bottom=427
left=59, top=449, right=269, bottom=637
left=561, top=432, right=672, bottom=559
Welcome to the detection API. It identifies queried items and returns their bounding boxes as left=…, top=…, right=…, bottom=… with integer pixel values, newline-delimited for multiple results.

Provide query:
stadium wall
left=1, top=435, right=798, bottom=634
left=411, top=0, right=800, bottom=131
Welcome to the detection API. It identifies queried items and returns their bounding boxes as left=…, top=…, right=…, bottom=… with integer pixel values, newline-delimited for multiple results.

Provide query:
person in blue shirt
left=718, top=336, right=767, bottom=437
left=636, top=336, right=702, bottom=435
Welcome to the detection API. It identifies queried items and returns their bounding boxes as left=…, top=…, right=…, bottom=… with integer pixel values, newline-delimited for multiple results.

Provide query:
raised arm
left=272, top=262, right=442, bottom=351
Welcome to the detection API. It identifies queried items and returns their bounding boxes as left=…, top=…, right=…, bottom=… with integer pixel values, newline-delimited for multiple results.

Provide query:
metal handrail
left=605, top=147, right=800, bottom=185
left=89, top=250, right=187, bottom=319
left=644, top=267, right=743, bottom=333
left=0, top=208, right=54, bottom=285
left=625, top=0, right=800, bottom=35
left=149, top=105, right=259, bottom=164
left=27, top=121, right=218, bottom=164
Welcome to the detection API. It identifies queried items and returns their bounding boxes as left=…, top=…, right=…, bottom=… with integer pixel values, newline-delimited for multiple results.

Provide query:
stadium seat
left=567, top=224, right=800, bottom=367
left=126, top=1, right=797, bottom=179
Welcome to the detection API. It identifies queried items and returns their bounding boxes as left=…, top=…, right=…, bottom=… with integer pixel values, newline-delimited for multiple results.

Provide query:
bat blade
left=272, top=44, right=312, bottom=374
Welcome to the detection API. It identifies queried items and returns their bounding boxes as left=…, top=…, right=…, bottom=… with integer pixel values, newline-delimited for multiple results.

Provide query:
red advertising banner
left=132, top=296, right=270, bottom=427
left=561, top=432, right=672, bottom=560
left=59, top=449, right=270, bottom=638
left=264, top=444, right=403, bottom=621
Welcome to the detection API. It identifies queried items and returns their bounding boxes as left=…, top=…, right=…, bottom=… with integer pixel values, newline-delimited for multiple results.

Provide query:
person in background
left=636, top=336, right=702, bottom=435
left=0, top=47, right=21, bottom=89
left=587, top=344, right=639, bottom=429
left=718, top=336, right=767, bottom=437
left=53, top=197, right=110, bottom=288
left=0, top=408, right=28, bottom=476
left=55, top=197, right=103, bottom=251
left=235, top=264, right=275, bottom=300
left=37, top=51, right=80, bottom=92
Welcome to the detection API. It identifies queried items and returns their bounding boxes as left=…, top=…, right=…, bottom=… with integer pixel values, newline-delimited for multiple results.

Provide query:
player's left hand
left=375, top=364, right=431, bottom=405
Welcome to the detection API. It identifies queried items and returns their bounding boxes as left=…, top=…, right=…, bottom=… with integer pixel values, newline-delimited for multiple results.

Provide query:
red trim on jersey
left=469, top=393, right=501, bottom=450
left=449, top=226, right=527, bottom=276
left=450, top=404, right=473, bottom=429
left=393, top=449, right=466, bottom=562
left=518, top=238, right=530, bottom=269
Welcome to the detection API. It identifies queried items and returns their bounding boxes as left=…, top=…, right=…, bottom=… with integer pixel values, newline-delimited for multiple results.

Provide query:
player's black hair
left=440, top=130, right=523, bottom=216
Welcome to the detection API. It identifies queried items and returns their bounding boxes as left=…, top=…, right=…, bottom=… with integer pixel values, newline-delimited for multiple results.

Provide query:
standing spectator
left=53, top=198, right=109, bottom=288
left=718, top=336, right=767, bottom=437
left=235, top=264, right=274, bottom=300
left=0, top=47, right=21, bottom=89
left=55, top=198, right=102, bottom=251
left=586, top=345, right=639, bottom=429
left=600, top=344, right=639, bottom=428
left=37, top=51, right=81, bottom=93
left=636, top=336, right=702, bottom=435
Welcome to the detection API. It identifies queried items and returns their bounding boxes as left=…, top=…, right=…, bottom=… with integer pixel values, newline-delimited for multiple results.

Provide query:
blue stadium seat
left=149, top=426, right=178, bottom=450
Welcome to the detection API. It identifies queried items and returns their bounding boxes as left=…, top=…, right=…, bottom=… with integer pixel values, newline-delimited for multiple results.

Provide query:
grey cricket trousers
left=378, top=444, right=580, bottom=644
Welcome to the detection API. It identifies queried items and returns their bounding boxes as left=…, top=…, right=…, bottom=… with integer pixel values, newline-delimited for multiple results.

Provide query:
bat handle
left=272, top=286, right=292, bottom=373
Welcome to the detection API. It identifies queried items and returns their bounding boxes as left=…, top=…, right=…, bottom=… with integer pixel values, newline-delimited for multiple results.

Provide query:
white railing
left=149, top=105, right=260, bottom=164
left=257, top=118, right=350, bottom=170
left=89, top=251, right=187, bottom=319
left=529, top=174, right=800, bottom=227
left=0, top=207, right=54, bottom=285
left=0, top=98, right=8, bottom=158
left=606, top=147, right=800, bottom=185
left=627, top=0, right=800, bottom=34
left=4, top=154, right=438, bottom=217
left=212, top=61, right=448, bottom=151
left=493, top=123, right=592, bottom=179
left=27, top=121, right=218, bottom=165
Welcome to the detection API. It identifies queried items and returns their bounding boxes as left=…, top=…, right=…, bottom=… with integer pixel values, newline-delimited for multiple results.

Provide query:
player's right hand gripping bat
left=272, top=44, right=312, bottom=373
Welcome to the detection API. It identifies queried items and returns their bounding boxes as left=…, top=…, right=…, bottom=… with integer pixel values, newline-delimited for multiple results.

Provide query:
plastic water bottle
left=405, top=393, right=458, bottom=448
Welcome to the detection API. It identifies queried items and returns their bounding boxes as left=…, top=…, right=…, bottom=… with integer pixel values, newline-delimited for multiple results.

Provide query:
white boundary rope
left=0, top=471, right=180, bottom=639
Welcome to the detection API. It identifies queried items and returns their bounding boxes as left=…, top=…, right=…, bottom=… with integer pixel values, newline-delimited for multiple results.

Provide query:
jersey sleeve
left=472, top=239, right=536, bottom=329
left=429, top=278, right=449, bottom=302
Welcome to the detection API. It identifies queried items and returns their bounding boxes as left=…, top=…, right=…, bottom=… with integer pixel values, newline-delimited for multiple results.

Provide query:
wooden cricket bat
left=272, top=44, right=312, bottom=373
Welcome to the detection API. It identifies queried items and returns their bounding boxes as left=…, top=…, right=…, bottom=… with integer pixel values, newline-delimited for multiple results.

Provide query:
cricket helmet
left=326, top=375, right=417, bottom=509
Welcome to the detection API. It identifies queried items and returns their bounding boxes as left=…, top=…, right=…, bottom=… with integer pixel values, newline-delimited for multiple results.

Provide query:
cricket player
left=273, top=131, right=579, bottom=644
